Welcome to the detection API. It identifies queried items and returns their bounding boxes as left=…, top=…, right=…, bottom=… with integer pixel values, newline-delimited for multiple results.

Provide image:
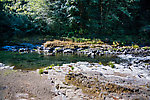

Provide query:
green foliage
left=71, top=66, right=74, bottom=70
left=145, top=63, right=149, bottom=66
left=46, top=64, right=55, bottom=70
left=39, top=68, right=44, bottom=74
left=132, top=44, right=139, bottom=48
left=50, top=64, right=55, bottom=68
left=57, top=64, right=59, bottom=66
left=68, top=65, right=74, bottom=70
left=108, top=61, right=115, bottom=68
left=1, top=0, right=140, bottom=36
left=142, top=46, right=150, bottom=50
left=112, top=48, right=117, bottom=51
left=1, top=0, right=150, bottom=45
left=99, top=62, right=102, bottom=65
left=113, top=41, right=119, bottom=47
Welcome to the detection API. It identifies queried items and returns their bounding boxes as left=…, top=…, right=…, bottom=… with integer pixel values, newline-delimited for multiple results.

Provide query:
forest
left=0, top=0, right=150, bottom=45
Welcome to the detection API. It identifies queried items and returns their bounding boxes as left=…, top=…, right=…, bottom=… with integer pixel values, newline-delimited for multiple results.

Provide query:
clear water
left=0, top=51, right=126, bottom=70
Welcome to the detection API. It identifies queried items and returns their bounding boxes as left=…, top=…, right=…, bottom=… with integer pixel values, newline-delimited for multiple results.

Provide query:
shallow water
left=0, top=51, right=126, bottom=70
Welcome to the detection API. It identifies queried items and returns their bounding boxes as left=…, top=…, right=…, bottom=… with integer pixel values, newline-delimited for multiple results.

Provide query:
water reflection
left=0, top=51, right=127, bottom=70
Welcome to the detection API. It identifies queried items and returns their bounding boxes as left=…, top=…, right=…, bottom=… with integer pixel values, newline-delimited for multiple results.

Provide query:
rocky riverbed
left=0, top=40, right=150, bottom=100
left=1, top=59, right=150, bottom=100
left=1, top=40, right=150, bottom=57
left=35, top=58, right=150, bottom=100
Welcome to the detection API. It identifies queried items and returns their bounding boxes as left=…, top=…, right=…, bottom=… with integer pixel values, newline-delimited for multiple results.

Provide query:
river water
left=0, top=51, right=126, bottom=70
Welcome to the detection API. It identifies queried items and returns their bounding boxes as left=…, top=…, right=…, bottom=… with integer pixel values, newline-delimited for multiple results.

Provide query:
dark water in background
left=0, top=51, right=126, bottom=70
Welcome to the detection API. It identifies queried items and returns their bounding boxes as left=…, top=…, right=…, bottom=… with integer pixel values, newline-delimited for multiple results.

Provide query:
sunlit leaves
left=1, top=0, right=140, bottom=36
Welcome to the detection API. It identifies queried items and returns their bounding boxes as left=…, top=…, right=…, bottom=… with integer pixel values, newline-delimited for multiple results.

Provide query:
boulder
left=63, top=49, right=73, bottom=53
left=53, top=47, right=64, bottom=53
left=5, top=66, right=10, bottom=69
left=18, top=48, right=28, bottom=52
left=0, top=63, right=4, bottom=67
left=76, top=62, right=89, bottom=65
left=0, top=67, right=5, bottom=70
